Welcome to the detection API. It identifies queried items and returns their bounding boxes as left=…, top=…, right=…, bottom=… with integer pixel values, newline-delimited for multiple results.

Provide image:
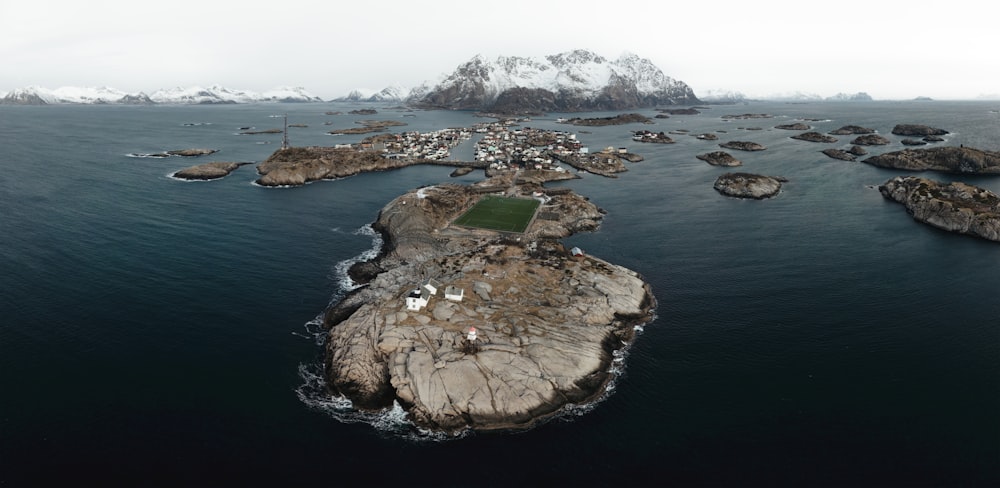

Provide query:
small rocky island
left=697, top=151, right=741, bottom=167
left=791, top=132, right=838, bottom=143
left=562, top=113, right=653, bottom=126
left=172, top=161, right=250, bottom=180
left=714, top=172, right=786, bottom=199
left=863, top=147, right=1000, bottom=174
left=322, top=176, right=656, bottom=433
left=719, top=141, right=766, bottom=152
left=879, top=176, right=1000, bottom=242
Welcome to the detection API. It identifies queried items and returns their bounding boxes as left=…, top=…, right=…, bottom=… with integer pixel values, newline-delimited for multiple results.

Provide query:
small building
left=444, top=285, right=464, bottom=302
left=424, top=278, right=442, bottom=296
left=405, top=287, right=431, bottom=311
left=570, top=246, right=585, bottom=257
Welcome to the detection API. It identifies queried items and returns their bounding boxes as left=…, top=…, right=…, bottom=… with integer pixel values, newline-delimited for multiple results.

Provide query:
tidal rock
left=901, top=139, right=927, bottom=146
left=167, top=148, right=218, bottom=157
left=821, top=149, right=856, bottom=161
left=878, top=176, right=1000, bottom=242
left=713, top=172, right=786, bottom=199
left=829, top=125, right=876, bottom=135
left=719, top=141, right=766, bottom=151
left=791, top=132, right=838, bottom=143
left=696, top=151, right=742, bottom=167
left=172, top=162, right=249, bottom=180
left=891, top=124, right=949, bottom=136
left=851, top=134, right=891, bottom=146
left=775, top=123, right=811, bottom=130
left=849, top=145, right=868, bottom=156
left=862, top=146, right=1000, bottom=174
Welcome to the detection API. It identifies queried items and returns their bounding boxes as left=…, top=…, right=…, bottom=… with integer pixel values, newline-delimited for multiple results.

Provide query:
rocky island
left=719, top=141, right=766, bottom=152
left=321, top=176, right=656, bottom=433
left=791, top=132, right=838, bottom=143
left=697, top=151, right=741, bottom=167
left=714, top=173, right=786, bottom=199
left=879, top=176, right=1000, bottom=242
left=171, top=161, right=250, bottom=180
left=563, top=113, right=653, bottom=126
left=863, top=146, right=1000, bottom=174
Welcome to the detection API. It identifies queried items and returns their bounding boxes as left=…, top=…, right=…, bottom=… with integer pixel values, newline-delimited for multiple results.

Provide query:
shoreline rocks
left=879, top=176, right=1000, bottom=242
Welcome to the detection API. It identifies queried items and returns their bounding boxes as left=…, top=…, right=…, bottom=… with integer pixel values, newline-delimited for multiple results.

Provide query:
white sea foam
left=330, top=224, right=383, bottom=293
left=126, top=152, right=170, bottom=159
left=295, top=362, right=463, bottom=442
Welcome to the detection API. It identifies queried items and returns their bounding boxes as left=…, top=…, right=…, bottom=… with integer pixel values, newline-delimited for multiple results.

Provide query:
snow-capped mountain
left=409, top=49, right=700, bottom=112
left=0, top=85, right=324, bottom=105
left=335, top=85, right=409, bottom=103
left=697, top=89, right=748, bottom=104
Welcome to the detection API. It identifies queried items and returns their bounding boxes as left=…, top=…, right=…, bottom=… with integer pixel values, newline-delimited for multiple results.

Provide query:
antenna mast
left=281, top=113, right=290, bottom=150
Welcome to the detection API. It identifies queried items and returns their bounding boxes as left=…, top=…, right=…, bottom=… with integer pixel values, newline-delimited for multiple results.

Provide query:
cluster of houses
left=473, top=123, right=589, bottom=172
left=336, top=128, right=474, bottom=160
left=381, top=128, right=473, bottom=160
left=405, top=278, right=465, bottom=311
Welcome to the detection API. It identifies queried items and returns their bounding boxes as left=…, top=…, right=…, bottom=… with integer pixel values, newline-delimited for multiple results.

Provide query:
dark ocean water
left=1, top=101, right=998, bottom=487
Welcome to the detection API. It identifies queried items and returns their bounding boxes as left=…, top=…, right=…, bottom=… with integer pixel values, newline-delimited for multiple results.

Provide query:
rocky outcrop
left=564, top=113, right=653, bottom=126
left=632, top=130, right=675, bottom=144
left=697, top=151, right=742, bottom=167
left=878, top=176, right=1000, bottom=242
left=862, top=147, right=1000, bottom=174
left=891, top=124, right=949, bottom=136
left=791, top=132, right=838, bottom=143
left=821, top=149, right=857, bottom=161
left=172, top=162, right=249, bottom=180
left=719, top=141, right=766, bottom=151
left=167, top=148, right=218, bottom=157
left=713, top=173, right=786, bottom=199
left=851, top=134, right=891, bottom=146
left=322, top=182, right=655, bottom=432
left=829, top=125, right=875, bottom=135
left=256, top=147, right=404, bottom=186
left=775, top=123, right=811, bottom=130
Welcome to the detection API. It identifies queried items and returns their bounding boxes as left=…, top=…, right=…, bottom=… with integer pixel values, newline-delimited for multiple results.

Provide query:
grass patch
left=454, top=195, right=540, bottom=233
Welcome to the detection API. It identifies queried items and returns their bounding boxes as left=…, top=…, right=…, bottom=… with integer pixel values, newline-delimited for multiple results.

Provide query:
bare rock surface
left=879, top=176, right=1000, bottom=242
left=696, top=151, right=742, bottom=167
left=863, top=147, right=1000, bottom=174
left=713, top=172, right=786, bottom=199
left=719, top=141, right=766, bottom=152
left=322, top=182, right=655, bottom=433
left=172, top=161, right=249, bottom=180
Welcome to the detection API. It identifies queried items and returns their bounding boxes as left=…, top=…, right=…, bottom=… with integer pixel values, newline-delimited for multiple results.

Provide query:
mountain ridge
left=0, top=85, right=323, bottom=105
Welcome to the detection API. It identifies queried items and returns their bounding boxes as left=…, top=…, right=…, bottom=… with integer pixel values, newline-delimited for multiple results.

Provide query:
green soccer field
left=453, top=195, right=540, bottom=233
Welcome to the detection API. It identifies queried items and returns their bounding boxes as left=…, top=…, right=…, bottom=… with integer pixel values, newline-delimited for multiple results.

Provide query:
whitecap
left=329, top=224, right=383, bottom=293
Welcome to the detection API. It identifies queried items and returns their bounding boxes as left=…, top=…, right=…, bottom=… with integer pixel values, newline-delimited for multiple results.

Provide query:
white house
left=405, top=288, right=431, bottom=311
left=444, top=285, right=464, bottom=302
left=423, top=278, right=441, bottom=296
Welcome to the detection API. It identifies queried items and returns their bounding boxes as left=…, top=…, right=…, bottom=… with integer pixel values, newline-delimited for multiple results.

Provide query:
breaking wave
left=295, top=362, right=466, bottom=442
left=329, top=224, right=383, bottom=294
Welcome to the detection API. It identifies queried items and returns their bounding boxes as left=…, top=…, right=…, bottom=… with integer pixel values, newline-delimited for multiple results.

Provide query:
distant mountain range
left=9, top=49, right=945, bottom=108
left=0, top=85, right=323, bottom=105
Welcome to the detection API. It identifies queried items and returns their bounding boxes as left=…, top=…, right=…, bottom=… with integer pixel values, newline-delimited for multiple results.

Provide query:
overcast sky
left=2, top=0, right=997, bottom=100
